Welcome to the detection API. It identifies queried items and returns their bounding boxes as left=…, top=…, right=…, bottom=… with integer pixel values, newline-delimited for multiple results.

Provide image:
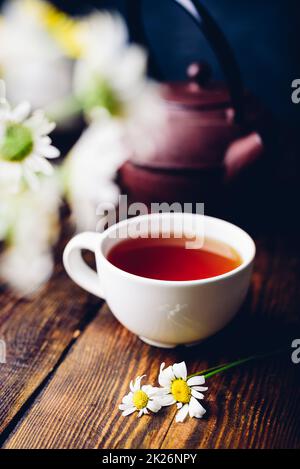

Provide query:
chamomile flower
left=73, top=12, right=166, bottom=135
left=119, top=375, right=164, bottom=418
left=0, top=0, right=74, bottom=111
left=0, top=81, right=60, bottom=191
left=66, top=12, right=166, bottom=230
left=73, top=12, right=144, bottom=118
left=158, top=362, right=208, bottom=422
left=0, top=173, right=61, bottom=295
left=63, top=118, right=125, bottom=231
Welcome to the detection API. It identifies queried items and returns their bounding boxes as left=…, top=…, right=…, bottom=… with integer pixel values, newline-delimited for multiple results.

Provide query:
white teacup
left=63, top=213, right=255, bottom=348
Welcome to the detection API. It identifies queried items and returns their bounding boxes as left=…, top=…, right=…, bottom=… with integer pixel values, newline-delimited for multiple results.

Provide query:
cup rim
left=98, top=213, right=256, bottom=286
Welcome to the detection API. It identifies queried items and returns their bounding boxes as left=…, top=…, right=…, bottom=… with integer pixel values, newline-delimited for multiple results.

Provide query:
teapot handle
left=126, top=0, right=244, bottom=124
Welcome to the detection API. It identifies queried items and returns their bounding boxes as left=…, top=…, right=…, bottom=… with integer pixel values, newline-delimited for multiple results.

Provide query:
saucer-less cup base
left=139, top=336, right=204, bottom=349
left=63, top=213, right=255, bottom=348
left=139, top=336, right=180, bottom=348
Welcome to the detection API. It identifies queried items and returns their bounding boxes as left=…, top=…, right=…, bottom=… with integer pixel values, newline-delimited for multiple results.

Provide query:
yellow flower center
left=133, top=390, right=149, bottom=410
left=25, top=0, right=84, bottom=58
left=171, top=378, right=191, bottom=404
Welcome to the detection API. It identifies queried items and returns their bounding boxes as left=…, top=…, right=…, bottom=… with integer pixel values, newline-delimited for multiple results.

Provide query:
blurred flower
left=0, top=174, right=61, bottom=296
left=63, top=117, right=126, bottom=231
left=0, top=0, right=74, bottom=112
left=22, top=0, right=85, bottom=59
left=74, top=13, right=144, bottom=117
left=0, top=79, right=61, bottom=295
left=73, top=12, right=166, bottom=137
left=65, top=12, right=166, bottom=230
left=0, top=80, right=60, bottom=192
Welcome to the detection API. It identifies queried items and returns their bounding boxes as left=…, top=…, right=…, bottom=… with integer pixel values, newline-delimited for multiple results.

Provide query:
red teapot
left=119, top=0, right=270, bottom=208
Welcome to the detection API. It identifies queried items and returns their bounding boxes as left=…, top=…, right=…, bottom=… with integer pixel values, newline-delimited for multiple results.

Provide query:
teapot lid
left=127, top=0, right=244, bottom=123
left=162, top=62, right=231, bottom=111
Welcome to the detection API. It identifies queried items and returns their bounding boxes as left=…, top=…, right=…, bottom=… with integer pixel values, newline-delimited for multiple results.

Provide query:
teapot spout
left=224, top=132, right=264, bottom=180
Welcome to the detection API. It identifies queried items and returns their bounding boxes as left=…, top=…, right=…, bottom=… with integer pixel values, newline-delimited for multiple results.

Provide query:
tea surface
left=107, top=236, right=242, bottom=281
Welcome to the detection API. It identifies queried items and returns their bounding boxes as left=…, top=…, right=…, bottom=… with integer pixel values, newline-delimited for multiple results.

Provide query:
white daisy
left=0, top=0, right=74, bottom=112
left=63, top=118, right=126, bottom=231
left=0, top=81, right=60, bottom=191
left=0, top=173, right=61, bottom=295
left=73, top=12, right=166, bottom=133
left=158, top=361, right=208, bottom=423
left=119, top=375, right=164, bottom=418
left=73, top=12, right=146, bottom=118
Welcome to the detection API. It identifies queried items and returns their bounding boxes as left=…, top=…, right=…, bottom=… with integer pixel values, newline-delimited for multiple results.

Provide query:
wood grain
left=0, top=241, right=100, bottom=439
left=3, top=234, right=300, bottom=449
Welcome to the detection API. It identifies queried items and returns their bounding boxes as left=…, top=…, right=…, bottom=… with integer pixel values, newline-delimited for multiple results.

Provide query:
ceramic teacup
left=63, top=213, right=255, bottom=348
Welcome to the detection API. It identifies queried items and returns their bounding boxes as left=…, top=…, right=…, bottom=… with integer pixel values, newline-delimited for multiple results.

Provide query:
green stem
left=187, top=347, right=288, bottom=380
left=188, top=362, right=231, bottom=379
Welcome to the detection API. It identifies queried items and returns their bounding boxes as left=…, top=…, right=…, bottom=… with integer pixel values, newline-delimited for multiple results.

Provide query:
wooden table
left=0, top=221, right=299, bottom=449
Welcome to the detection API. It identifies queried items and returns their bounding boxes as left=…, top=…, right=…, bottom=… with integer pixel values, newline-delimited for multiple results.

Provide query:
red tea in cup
left=107, top=236, right=242, bottom=281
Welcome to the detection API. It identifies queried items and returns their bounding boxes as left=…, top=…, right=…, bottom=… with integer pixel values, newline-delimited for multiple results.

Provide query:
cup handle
left=63, top=232, right=105, bottom=299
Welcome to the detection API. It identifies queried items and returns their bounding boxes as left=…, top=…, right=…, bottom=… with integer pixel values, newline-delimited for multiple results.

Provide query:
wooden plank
left=3, top=235, right=300, bottom=449
left=2, top=304, right=176, bottom=449
left=0, top=242, right=100, bottom=439
left=161, top=236, right=300, bottom=449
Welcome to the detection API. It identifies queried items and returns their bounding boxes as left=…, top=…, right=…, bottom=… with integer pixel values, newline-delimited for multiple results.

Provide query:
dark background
left=1, top=0, right=299, bottom=123
left=31, top=0, right=300, bottom=126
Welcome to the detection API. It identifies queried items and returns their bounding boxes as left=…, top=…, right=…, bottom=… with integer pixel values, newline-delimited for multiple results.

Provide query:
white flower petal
left=27, top=111, right=56, bottom=135
left=122, top=392, right=133, bottom=405
left=119, top=403, right=132, bottom=411
left=131, top=375, right=146, bottom=392
left=12, top=101, right=31, bottom=122
left=137, top=408, right=148, bottom=417
left=187, top=376, right=205, bottom=386
left=37, top=136, right=52, bottom=147
left=160, top=394, right=176, bottom=407
left=188, top=396, right=206, bottom=419
left=23, top=167, right=40, bottom=191
left=25, top=156, right=53, bottom=176
left=38, top=145, right=60, bottom=159
left=175, top=403, right=189, bottom=423
left=147, top=399, right=161, bottom=413
left=192, top=386, right=208, bottom=392
left=0, top=161, right=22, bottom=192
left=158, top=363, right=175, bottom=387
left=122, top=407, right=136, bottom=417
left=142, top=385, right=160, bottom=397
left=0, top=80, right=6, bottom=101
left=129, top=380, right=135, bottom=393
left=113, top=45, right=146, bottom=94
left=156, top=387, right=171, bottom=395
left=177, top=402, right=183, bottom=409
left=173, top=362, right=187, bottom=380
left=191, top=389, right=205, bottom=400
left=0, top=248, right=54, bottom=297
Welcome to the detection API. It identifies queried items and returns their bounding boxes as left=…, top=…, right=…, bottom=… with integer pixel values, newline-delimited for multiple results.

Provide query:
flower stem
left=188, top=363, right=231, bottom=378
left=187, top=347, right=288, bottom=380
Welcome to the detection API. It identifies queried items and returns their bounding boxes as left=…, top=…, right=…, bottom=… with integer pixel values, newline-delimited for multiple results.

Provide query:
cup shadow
left=173, top=291, right=298, bottom=366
